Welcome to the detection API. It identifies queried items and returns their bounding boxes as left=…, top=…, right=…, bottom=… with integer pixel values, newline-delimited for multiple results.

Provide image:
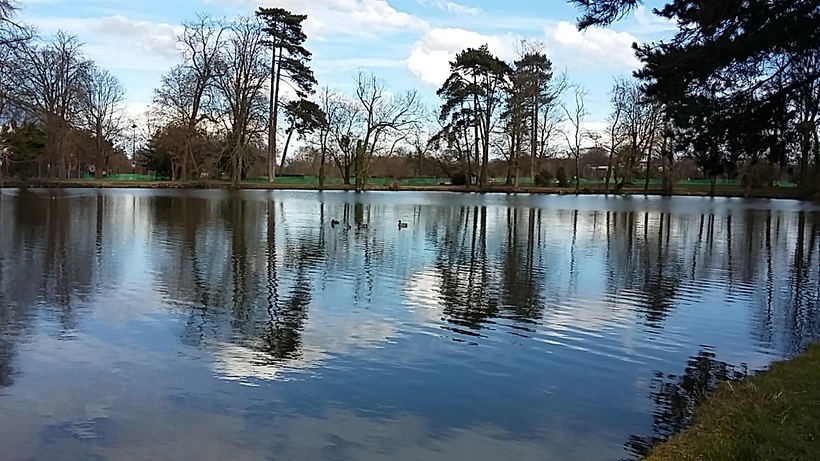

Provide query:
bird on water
left=398, top=220, right=408, bottom=228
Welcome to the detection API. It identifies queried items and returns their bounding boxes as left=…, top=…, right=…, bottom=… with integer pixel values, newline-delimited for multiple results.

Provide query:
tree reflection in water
left=0, top=191, right=818, bottom=460
left=623, top=349, right=749, bottom=460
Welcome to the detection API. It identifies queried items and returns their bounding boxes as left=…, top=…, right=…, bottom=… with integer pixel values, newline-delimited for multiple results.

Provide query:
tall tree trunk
left=481, top=110, right=490, bottom=191
left=268, top=45, right=282, bottom=182
left=461, top=125, right=470, bottom=190
left=318, top=149, right=326, bottom=189
left=530, top=96, right=538, bottom=183
left=95, top=131, right=103, bottom=179
left=473, top=88, right=480, bottom=190
left=605, top=148, right=614, bottom=193
left=354, top=139, right=365, bottom=192
left=279, top=127, right=295, bottom=175
left=798, top=121, right=812, bottom=184
left=232, top=145, right=242, bottom=188
left=643, top=153, right=651, bottom=192
left=574, top=153, right=580, bottom=193
left=661, top=130, right=673, bottom=195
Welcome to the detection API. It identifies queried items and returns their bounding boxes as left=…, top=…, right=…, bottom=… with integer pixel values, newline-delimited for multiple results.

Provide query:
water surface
left=1, top=189, right=819, bottom=461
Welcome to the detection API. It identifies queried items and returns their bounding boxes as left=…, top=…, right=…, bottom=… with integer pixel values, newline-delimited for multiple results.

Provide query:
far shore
left=0, top=178, right=806, bottom=201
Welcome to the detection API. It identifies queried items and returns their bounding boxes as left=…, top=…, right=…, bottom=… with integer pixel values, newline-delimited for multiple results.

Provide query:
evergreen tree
left=437, top=45, right=510, bottom=189
left=279, top=98, right=326, bottom=174
left=573, top=0, right=820, bottom=184
left=256, top=7, right=317, bottom=182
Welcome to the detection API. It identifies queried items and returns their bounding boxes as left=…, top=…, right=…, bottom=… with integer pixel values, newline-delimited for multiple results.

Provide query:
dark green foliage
left=255, top=7, right=317, bottom=179
left=139, top=143, right=172, bottom=179
left=534, top=169, right=553, bottom=186
left=570, top=0, right=641, bottom=29
left=437, top=45, right=511, bottom=189
left=1, top=123, right=45, bottom=180
left=573, top=0, right=820, bottom=187
left=255, top=8, right=316, bottom=99
left=450, top=172, right=468, bottom=186
left=555, top=166, right=570, bottom=187
left=503, top=49, right=554, bottom=183
left=279, top=98, right=327, bottom=172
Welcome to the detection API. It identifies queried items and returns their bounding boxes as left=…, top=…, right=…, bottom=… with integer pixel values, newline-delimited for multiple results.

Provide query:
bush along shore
left=645, top=343, right=820, bottom=461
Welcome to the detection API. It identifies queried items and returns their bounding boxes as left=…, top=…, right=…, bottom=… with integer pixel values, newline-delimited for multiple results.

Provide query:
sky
left=15, top=0, right=677, bottom=133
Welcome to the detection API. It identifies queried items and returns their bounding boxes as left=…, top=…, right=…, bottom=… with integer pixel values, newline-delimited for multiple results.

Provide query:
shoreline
left=0, top=178, right=805, bottom=200
left=645, top=344, right=820, bottom=461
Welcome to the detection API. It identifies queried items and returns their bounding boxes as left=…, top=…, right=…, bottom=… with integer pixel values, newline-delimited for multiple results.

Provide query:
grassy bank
left=645, top=344, right=820, bottom=461
left=0, top=178, right=804, bottom=200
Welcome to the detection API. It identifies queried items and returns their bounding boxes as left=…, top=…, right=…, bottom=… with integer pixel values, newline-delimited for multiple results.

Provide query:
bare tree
left=534, top=71, right=567, bottom=178
left=353, top=72, right=424, bottom=192
left=326, top=92, right=363, bottom=185
left=612, top=77, right=662, bottom=192
left=605, top=76, right=627, bottom=192
left=80, top=66, right=125, bottom=178
left=562, top=84, right=588, bottom=192
left=213, top=16, right=268, bottom=187
left=409, top=119, right=435, bottom=178
left=309, top=86, right=344, bottom=188
left=0, top=0, right=32, bottom=48
left=154, top=15, right=226, bottom=180
left=12, top=31, right=90, bottom=178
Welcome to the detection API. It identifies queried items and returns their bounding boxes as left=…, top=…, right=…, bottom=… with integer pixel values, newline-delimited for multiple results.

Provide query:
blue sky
left=16, top=0, right=676, bottom=130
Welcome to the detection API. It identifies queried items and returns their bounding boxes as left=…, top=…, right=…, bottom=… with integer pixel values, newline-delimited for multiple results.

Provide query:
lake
left=0, top=189, right=818, bottom=461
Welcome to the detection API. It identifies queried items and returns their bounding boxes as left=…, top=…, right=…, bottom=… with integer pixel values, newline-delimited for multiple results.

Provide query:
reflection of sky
left=0, top=190, right=818, bottom=461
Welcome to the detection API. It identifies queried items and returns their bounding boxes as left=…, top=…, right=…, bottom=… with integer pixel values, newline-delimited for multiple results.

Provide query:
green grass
left=645, top=343, right=820, bottom=461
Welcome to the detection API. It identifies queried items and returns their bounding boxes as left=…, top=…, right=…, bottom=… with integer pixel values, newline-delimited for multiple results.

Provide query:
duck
left=357, top=222, right=368, bottom=230
left=331, top=219, right=340, bottom=227
left=398, top=220, right=408, bottom=229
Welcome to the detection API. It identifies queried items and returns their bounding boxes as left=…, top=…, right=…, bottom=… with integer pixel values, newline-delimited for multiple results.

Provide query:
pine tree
left=256, top=7, right=317, bottom=182
left=437, top=45, right=510, bottom=190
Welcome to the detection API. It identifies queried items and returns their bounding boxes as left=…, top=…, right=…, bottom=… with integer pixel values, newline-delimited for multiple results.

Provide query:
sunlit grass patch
left=645, top=343, right=820, bottom=461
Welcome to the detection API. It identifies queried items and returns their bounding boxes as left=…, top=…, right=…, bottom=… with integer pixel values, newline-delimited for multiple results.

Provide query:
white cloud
left=28, top=15, right=180, bottom=61
left=244, top=0, right=429, bottom=39
left=633, top=6, right=677, bottom=34
left=546, top=21, right=640, bottom=70
left=406, top=27, right=518, bottom=87
left=418, top=0, right=482, bottom=16
left=90, top=15, right=181, bottom=59
left=443, top=2, right=481, bottom=16
left=210, top=317, right=397, bottom=383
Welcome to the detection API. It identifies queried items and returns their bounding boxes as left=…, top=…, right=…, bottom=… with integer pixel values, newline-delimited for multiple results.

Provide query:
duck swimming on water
left=331, top=219, right=340, bottom=227
left=398, top=220, right=408, bottom=228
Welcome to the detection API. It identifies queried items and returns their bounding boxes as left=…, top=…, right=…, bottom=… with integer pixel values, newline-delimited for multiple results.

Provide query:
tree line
left=0, top=1, right=126, bottom=179
left=1, top=1, right=818, bottom=197
left=573, top=0, right=820, bottom=197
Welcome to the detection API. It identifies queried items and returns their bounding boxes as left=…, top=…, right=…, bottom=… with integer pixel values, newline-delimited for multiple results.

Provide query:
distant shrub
left=534, top=169, right=554, bottom=186
left=741, top=163, right=776, bottom=189
left=450, top=172, right=467, bottom=186
left=555, top=167, right=570, bottom=187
